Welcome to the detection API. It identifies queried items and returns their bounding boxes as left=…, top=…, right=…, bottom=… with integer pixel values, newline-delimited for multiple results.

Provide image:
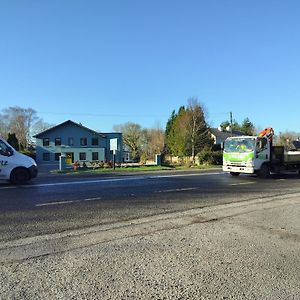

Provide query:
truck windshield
left=224, top=138, right=255, bottom=153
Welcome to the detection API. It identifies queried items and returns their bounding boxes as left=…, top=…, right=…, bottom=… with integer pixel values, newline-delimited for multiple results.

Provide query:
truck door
left=254, top=137, right=270, bottom=170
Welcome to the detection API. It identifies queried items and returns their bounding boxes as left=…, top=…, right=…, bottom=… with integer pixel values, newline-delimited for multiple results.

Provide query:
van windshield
left=224, top=138, right=255, bottom=153
left=0, top=139, right=12, bottom=156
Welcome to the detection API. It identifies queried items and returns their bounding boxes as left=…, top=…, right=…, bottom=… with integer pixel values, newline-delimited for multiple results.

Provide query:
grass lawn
left=54, top=164, right=219, bottom=175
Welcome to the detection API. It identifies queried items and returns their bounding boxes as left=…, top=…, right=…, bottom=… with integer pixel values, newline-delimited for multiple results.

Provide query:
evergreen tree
left=220, top=117, right=255, bottom=135
left=173, top=106, right=189, bottom=156
left=220, top=120, right=240, bottom=131
left=165, top=107, right=187, bottom=156
left=7, top=133, right=19, bottom=150
left=165, top=110, right=177, bottom=155
left=165, top=99, right=213, bottom=160
left=240, top=118, right=255, bottom=135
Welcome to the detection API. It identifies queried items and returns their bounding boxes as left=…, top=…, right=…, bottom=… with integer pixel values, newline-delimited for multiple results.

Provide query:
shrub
left=104, top=161, right=113, bottom=168
left=197, top=149, right=223, bottom=165
left=211, top=150, right=223, bottom=165
left=91, top=160, right=104, bottom=169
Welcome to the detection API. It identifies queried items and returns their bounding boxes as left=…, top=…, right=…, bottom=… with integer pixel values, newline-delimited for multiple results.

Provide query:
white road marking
left=84, top=197, right=102, bottom=201
left=150, top=172, right=222, bottom=179
left=35, top=197, right=102, bottom=207
left=36, top=200, right=80, bottom=207
left=25, top=177, right=141, bottom=188
left=155, top=187, right=198, bottom=193
left=229, top=182, right=255, bottom=186
left=0, top=186, right=15, bottom=190
left=0, top=171, right=223, bottom=190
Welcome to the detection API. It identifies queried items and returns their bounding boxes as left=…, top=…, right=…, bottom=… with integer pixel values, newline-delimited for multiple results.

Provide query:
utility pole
left=230, top=111, right=233, bottom=136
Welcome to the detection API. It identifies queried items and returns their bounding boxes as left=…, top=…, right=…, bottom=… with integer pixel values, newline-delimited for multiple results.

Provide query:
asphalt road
left=1, top=169, right=300, bottom=299
left=1, top=169, right=300, bottom=242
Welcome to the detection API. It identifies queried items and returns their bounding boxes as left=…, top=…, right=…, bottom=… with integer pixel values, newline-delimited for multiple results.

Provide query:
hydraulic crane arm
left=258, top=127, right=274, bottom=141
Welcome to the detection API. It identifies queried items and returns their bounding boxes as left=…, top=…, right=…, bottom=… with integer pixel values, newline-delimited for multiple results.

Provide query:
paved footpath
left=0, top=193, right=299, bottom=299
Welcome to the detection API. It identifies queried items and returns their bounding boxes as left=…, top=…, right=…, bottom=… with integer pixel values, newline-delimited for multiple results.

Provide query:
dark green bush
left=197, top=148, right=223, bottom=165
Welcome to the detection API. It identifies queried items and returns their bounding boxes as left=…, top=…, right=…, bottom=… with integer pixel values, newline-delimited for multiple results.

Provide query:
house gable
left=34, top=120, right=105, bottom=139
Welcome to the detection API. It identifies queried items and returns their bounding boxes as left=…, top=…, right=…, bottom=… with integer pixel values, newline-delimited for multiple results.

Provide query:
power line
left=37, top=111, right=169, bottom=118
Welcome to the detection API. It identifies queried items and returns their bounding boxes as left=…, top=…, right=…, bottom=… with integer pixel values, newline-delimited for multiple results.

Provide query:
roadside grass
left=53, top=164, right=219, bottom=175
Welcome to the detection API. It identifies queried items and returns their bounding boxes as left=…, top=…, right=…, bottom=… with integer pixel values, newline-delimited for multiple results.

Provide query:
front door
left=66, top=152, right=74, bottom=164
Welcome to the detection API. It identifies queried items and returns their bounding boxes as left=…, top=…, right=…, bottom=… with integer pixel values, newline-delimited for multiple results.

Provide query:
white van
left=0, top=138, right=38, bottom=184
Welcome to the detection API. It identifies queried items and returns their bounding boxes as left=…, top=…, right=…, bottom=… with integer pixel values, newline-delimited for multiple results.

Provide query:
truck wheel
left=258, top=164, right=270, bottom=179
left=10, top=168, right=30, bottom=185
left=230, top=172, right=240, bottom=176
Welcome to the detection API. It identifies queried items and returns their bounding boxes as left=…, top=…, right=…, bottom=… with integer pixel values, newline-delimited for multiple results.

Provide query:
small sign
left=110, top=138, right=118, bottom=151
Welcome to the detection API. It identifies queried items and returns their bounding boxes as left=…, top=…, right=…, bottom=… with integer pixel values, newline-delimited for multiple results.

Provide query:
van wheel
left=258, top=164, right=270, bottom=179
left=10, top=168, right=30, bottom=185
left=230, top=172, right=240, bottom=176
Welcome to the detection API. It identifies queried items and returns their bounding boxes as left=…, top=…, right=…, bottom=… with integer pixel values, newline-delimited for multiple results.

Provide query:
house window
left=43, top=152, right=50, bottom=161
left=68, top=137, right=74, bottom=146
left=125, top=153, right=130, bottom=161
left=55, top=153, right=61, bottom=161
left=92, top=152, right=98, bottom=160
left=79, top=152, right=86, bottom=160
left=92, top=138, right=99, bottom=146
left=80, top=138, right=87, bottom=146
left=55, top=138, right=61, bottom=146
left=43, top=138, right=50, bottom=146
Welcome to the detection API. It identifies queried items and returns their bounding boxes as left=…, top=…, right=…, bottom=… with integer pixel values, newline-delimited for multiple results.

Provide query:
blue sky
left=1, top=0, right=299, bottom=134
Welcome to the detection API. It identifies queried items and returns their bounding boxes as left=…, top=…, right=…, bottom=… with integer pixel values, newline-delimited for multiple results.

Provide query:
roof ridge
left=33, top=120, right=106, bottom=138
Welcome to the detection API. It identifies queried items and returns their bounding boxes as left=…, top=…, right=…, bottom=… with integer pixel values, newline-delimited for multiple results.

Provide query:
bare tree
left=0, top=117, right=8, bottom=139
left=113, top=122, right=144, bottom=162
left=1, top=107, right=38, bottom=148
left=275, top=131, right=300, bottom=150
left=144, top=125, right=165, bottom=160
left=31, top=119, right=55, bottom=137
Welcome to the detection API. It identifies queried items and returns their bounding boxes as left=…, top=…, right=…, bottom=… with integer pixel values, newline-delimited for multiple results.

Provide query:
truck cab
left=0, top=138, right=38, bottom=184
left=223, top=136, right=271, bottom=177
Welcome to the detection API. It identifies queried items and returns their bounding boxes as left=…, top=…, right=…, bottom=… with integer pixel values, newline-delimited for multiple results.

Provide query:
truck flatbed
left=284, top=151, right=300, bottom=163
